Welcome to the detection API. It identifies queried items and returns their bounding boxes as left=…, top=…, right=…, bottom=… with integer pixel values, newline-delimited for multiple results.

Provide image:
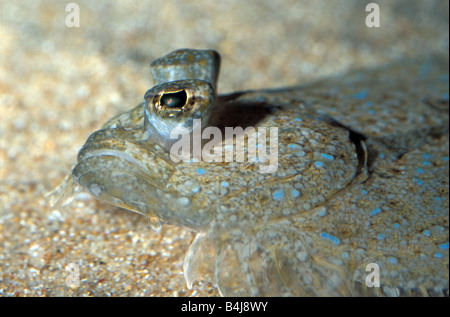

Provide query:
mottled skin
left=52, top=49, right=449, bottom=296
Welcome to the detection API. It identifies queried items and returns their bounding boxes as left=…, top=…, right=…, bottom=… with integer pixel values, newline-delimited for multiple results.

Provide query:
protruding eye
left=160, top=90, right=187, bottom=108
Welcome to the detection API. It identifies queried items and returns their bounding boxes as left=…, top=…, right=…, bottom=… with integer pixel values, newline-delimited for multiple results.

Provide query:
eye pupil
left=160, top=90, right=187, bottom=108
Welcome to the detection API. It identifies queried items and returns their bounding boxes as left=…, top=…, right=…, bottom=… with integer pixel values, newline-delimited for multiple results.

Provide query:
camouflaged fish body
left=55, top=49, right=449, bottom=296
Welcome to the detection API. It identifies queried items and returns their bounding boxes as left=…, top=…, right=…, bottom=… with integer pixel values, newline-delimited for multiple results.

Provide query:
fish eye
left=160, top=90, right=187, bottom=108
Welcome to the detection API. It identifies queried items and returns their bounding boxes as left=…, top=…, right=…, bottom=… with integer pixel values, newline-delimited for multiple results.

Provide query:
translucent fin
left=196, top=224, right=353, bottom=296
left=183, top=233, right=216, bottom=290
left=46, top=173, right=82, bottom=208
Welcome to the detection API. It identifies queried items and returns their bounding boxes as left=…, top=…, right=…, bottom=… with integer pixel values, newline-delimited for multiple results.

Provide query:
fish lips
left=72, top=128, right=174, bottom=217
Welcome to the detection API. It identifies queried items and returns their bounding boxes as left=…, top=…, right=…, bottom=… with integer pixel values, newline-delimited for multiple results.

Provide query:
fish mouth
left=72, top=128, right=175, bottom=218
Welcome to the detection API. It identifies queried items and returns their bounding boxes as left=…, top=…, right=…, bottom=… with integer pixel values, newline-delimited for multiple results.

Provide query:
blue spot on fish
left=291, top=189, right=300, bottom=199
left=256, top=96, right=266, bottom=102
left=197, top=168, right=205, bottom=175
left=362, top=190, right=368, bottom=195
left=389, top=257, right=398, bottom=265
left=436, top=197, right=442, bottom=202
left=320, top=232, right=340, bottom=245
left=273, top=189, right=285, bottom=201
left=393, top=223, right=400, bottom=229
left=440, top=242, right=449, bottom=250
left=422, top=161, right=431, bottom=166
left=321, top=153, right=334, bottom=160
left=295, top=118, right=302, bottom=122
left=443, top=92, right=449, bottom=101
left=370, top=208, right=382, bottom=217
left=221, top=181, right=229, bottom=187
left=419, top=63, right=431, bottom=76
left=417, top=168, right=424, bottom=174
left=423, top=230, right=431, bottom=237
left=414, top=178, right=424, bottom=186
left=377, top=234, right=386, bottom=240
left=191, top=186, right=200, bottom=193
left=434, top=253, right=443, bottom=259
left=352, top=90, right=368, bottom=99
left=315, top=161, right=324, bottom=168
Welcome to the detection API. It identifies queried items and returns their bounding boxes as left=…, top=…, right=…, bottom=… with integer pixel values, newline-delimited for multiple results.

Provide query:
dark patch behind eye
left=160, top=90, right=187, bottom=108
